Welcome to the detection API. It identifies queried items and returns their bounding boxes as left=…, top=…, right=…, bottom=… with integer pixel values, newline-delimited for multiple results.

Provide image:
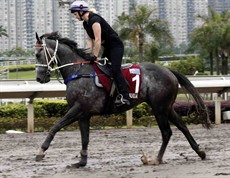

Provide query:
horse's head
left=35, top=31, right=92, bottom=84
left=35, top=32, right=60, bottom=83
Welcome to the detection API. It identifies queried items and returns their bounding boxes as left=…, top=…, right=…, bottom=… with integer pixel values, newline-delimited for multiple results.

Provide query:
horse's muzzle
left=36, top=67, right=51, bottom=83
left=36, top=75, right=50, bottom=83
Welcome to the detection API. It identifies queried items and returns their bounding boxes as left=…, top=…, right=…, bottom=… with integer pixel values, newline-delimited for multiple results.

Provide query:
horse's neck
left=57, top=48, right=85, bottom=66
left=58, top=53, right=89, bottom=78
left=55, top=42, right=89, bottom=78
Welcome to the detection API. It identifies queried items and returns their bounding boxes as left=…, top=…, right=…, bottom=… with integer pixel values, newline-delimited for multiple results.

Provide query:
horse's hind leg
left=169, top=109, right=206, bottom=160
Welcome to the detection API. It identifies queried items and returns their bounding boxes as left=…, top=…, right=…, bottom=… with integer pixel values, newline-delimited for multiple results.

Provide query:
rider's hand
left=88, top=55, right=97, bottom=64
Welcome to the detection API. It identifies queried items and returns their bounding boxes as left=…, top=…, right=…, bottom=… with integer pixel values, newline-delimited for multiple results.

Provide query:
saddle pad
left=94, top=64, right=142, bottom=99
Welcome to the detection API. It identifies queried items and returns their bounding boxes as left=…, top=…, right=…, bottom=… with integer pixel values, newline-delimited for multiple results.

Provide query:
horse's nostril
left=36, top=78, right=41, bottom=82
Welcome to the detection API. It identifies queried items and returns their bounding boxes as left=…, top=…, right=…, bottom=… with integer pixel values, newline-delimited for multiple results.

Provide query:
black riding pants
left=102, top=39, right=129, bottom=98
left=101, top=36, right=124, bottom=71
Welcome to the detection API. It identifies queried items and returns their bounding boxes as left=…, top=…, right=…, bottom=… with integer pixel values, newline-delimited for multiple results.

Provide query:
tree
left=168, top=56, right=204, bottom=75
left=113, top=4, right=173, bottom=62
left=189, top=23, right=216, bottom=75
left=189, top=8, right=230, bottom=75
left=218, top=11, right=230, bottom=75
left=0, top=25, right=8, bottom=38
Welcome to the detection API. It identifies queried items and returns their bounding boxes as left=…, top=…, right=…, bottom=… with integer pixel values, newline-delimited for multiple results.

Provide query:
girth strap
left=64, top=74, right=95, bottom=84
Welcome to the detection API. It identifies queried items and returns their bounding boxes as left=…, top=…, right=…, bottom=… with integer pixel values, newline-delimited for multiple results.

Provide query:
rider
left=69, top=0, right=130, bottom=106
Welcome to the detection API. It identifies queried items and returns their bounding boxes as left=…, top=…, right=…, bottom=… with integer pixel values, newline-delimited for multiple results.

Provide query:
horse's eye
left=36, top=53, right=41, bottom=58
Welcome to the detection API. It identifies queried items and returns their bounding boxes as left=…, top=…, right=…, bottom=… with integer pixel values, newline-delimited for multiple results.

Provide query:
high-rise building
left=34, top=0, right=54, bottom=35
left=23, top=0, right=35, bottom=49
left=187, top=0, right=208, bottom=36
left=208, top=0, right=230, bottom=13
left=136, top=0, right=157, bottom=9
left=159, top=0, right=166, bottom=19
left=0, top=0, right=131, bottom=51
left=0, top=0, right=35, bottom=51
left=114, top=0, right=130, bottom=17
left=0, top=0, right=17, bottom=51
left=158, top=0, right=208, bottom=47
left=93, top=0, right=129, bottom=25
left=0, top=0, right=212, bottom=52
left=136, top=0, right=159, bottom=18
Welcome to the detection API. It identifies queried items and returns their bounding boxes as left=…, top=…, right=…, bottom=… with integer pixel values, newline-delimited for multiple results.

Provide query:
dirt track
left=0, top=124, right=230, bottom=178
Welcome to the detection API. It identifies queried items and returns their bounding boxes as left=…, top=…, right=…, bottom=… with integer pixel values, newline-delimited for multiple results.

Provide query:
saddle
left=93, top=61, right=142, bottom=100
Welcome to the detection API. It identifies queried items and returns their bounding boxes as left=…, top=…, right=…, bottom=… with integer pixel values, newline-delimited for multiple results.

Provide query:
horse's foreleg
left=71, top=116, right=90, bottom=168
left=155, top=116, right=172, bottom=164
left=35, top=103, right=80, bottom=161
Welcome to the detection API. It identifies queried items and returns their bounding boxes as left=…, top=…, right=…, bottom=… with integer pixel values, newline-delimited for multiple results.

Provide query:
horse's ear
left=35, top=32, right=42, bottom=44
left=52, top=31, right=61, bottom=39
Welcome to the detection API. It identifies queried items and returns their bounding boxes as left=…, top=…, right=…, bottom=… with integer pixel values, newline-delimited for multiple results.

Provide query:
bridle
left=35, top=38, right=107, bottom=73
left=35, top=37, right=108, bottom=84
left=35, top=38, right=84, bottom=73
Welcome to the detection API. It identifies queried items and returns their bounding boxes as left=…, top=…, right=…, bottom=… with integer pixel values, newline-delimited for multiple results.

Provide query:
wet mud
left=0, top=124, right=230, bottom=178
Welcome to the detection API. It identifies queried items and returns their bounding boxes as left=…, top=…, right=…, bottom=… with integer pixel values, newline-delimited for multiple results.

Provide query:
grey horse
left=35, top=32, right=211, bottom=168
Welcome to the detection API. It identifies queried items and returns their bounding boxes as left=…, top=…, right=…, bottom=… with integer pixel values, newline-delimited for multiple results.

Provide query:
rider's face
left=73, top=11, right=81, bottom=21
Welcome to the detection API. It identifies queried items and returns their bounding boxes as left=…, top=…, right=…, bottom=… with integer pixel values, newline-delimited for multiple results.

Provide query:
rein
left=35, top=38, right=108, bottom=84
left=35, top=39, right=92, bottom=72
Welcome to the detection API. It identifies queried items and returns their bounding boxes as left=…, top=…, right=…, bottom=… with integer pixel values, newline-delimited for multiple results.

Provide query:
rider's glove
left=88, top=55, right=97, bottom=64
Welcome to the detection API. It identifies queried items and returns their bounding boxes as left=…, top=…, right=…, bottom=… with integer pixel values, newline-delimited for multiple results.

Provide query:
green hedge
left=1, top=99, right=219, bottom=133
left=0, top=100, right=155, bottom=133
left=9, top=64, right=35, bottom=72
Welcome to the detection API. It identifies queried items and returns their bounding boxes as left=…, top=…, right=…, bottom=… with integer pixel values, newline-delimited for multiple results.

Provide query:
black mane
left=40, top=31, right=90, bottom=59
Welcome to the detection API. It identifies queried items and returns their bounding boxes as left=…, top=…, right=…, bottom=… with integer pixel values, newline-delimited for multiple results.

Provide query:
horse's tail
left=170, top=69, right=212, bottom=129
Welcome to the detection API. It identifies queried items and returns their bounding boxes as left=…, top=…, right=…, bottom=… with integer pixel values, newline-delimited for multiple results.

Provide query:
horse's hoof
left=35, top=154, right=45, bottom=162
left=141, top=155, right=148, bottom=165
left=199, top=151, right=206, bottom=160
left=141, top=153, right=160, bottom=165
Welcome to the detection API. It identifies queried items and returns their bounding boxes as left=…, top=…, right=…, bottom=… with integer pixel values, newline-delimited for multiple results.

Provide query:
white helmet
left=69, top=0, right=89, bottom=12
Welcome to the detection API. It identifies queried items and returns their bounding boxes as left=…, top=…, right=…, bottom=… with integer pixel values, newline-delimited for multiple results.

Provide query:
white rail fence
left=1, top=76, right=230, bottom=132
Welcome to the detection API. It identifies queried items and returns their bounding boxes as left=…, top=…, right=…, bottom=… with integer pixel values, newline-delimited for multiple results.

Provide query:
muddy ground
left=0, top=124, right=230, bottom=178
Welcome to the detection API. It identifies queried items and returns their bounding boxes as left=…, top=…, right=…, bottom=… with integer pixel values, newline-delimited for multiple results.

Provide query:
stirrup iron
left=115, top=94, right=130, bottom=106
left=115, top=94, right=125, bottom=104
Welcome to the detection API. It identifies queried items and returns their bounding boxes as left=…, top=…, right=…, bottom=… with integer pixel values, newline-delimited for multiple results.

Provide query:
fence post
left=214, top=94, right=221, bottom=124
left=27, top=99, right=34, bottom=133
left=126, top=109, right=133, bottom=128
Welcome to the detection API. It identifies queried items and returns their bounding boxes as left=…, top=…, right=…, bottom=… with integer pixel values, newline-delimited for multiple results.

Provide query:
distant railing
left=0, top=57, right=35, bottom=66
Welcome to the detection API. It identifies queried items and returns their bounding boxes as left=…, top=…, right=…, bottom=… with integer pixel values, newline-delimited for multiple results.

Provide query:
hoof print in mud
left=66, top=163, right=86, bottom=169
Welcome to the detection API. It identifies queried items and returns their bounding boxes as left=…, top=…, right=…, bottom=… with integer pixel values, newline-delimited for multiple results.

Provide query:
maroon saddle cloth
left=93, top=63, right=142, bottom=99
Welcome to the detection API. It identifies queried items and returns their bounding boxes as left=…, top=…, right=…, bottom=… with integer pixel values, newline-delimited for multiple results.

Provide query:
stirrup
left=115, top=94, right=130, bottom=106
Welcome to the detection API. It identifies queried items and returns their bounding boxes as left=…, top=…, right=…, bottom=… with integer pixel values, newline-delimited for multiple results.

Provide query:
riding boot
left=113, top=72, right=130, bottom=106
